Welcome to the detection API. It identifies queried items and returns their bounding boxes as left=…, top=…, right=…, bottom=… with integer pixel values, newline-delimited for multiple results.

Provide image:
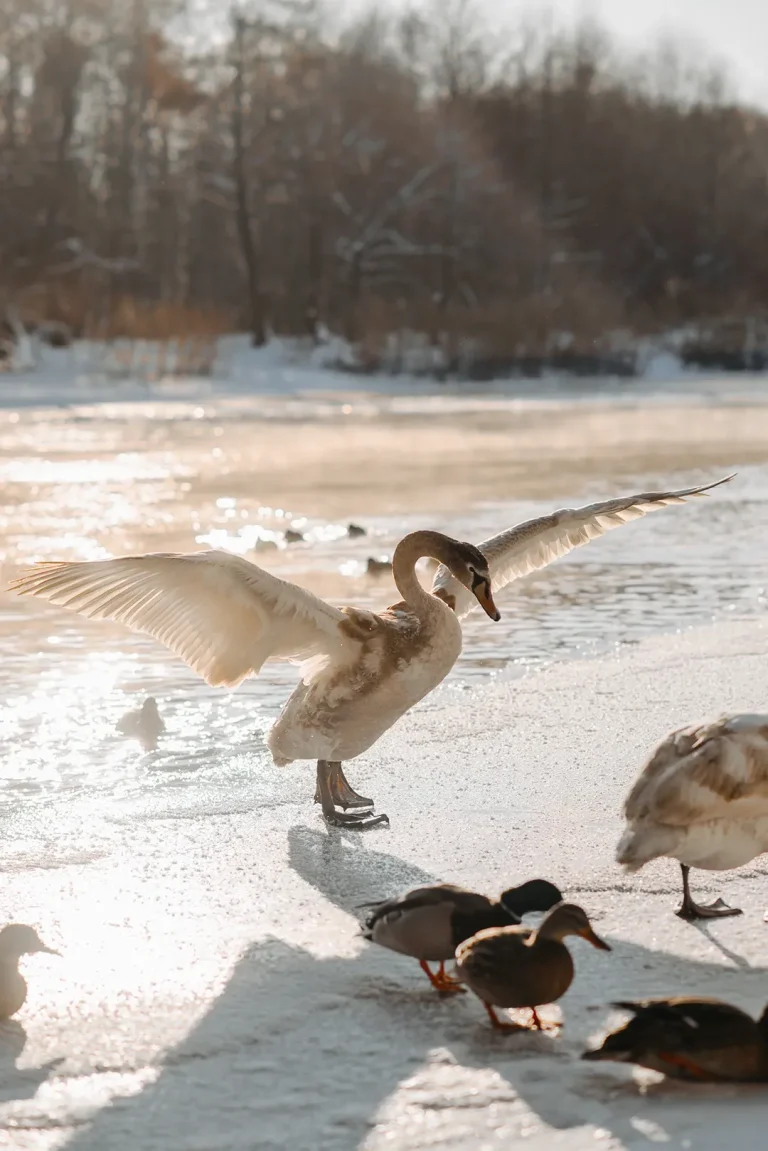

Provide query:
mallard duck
left=455, top=903, right=610, bottom=1031
left=582, top=997, right=768, bottom=1081
left=116, top=696, right=166, bottom=751
left=9, top=476, right=729, bottom=830
left=361, top=878, right=563, bottom=991
left=0, top=924, right=60, bottom=1020
left=616, top=713, right=768, bottom=920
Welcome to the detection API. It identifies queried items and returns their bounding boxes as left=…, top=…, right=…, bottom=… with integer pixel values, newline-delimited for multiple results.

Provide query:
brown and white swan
left=10, top=475, right=730, bottom=829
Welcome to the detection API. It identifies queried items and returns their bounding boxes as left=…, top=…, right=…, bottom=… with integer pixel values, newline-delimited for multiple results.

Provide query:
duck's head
left=537, top=903, right=611, bottom=950
left=0, top=924, right=60, bottom=959
left=500, top=879, right=564, bottom=919
left=442, top=540, right=499, bottom=621
left=142, top=698, right=159, bottom=717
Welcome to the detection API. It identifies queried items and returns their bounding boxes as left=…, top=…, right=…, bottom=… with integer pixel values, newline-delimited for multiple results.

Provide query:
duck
left=116, top=696, right=166, bottom=751
left=616, top=713, right=768, bottom=920
left=361, top=877, right=563, bottom=991
left=454, top=903, right=610, bottom=1031
left=9, top=475, right=730, bottom=830
left=347, top=523, right=367, bottom=538
left=284, top=529, right=305, bottom=544
left=582, top=997, right=768, bottom=1081
left=0, top=924, right=60, bottom=1020
left=365, top=557, right=392, bottom=576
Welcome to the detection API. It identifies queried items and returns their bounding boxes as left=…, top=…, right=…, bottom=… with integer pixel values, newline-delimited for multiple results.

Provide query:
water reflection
left=0, top=400, right=766, bottom=816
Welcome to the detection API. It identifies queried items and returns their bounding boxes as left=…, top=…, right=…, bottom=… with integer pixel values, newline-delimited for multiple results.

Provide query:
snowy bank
left=2, top=616, right=768, bottom=1150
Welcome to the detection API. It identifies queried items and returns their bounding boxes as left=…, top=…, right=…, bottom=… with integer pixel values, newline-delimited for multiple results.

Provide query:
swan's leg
left=316, top=760, right=389, bottom=830
left=329, top=762, right=374, bottom=810
left=675, top=864, right=742, bottom=920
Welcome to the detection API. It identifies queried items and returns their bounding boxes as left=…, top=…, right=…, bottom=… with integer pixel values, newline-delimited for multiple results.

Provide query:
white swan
left=617, top=713, right=768, bottom=919
left=10, top=475, right=730, bottom=829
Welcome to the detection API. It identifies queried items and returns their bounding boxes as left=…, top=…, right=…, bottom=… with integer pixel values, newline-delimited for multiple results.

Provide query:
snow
left=3, top=617, right=768, bottom=1150
left=2, top=331, right=768, bottom=414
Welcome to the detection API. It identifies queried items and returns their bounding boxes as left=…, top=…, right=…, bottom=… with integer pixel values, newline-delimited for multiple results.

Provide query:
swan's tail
left=616, top=822, right=679, bottom=873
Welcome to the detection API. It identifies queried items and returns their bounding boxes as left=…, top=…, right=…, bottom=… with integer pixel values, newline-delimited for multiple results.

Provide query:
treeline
left=2, top=0, right=768, bottom=359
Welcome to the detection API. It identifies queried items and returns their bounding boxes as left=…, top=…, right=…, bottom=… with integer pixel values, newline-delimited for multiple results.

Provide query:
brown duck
left=455, top=903, right=611, bottom=1031
left=0, top=924, right=60, bottom=1020
left=361, top=878, right=563, bottom=992
left=582, top=997, right=768, bottom=1081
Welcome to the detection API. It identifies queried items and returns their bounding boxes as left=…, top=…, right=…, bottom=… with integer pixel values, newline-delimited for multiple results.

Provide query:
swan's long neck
left=392, top=530, right=456, bottom=615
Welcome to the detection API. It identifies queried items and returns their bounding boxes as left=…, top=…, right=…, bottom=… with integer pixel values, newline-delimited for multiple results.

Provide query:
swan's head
left=445, top=541, right=499, bottom=621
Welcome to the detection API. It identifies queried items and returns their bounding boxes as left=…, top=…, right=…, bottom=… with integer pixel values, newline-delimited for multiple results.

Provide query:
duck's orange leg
left=419, top=960, right=465, bottom=993
left=659, top=1052, right=712, bottom=1080
left=483, top=1002, right=526, bottom=1032
left=433, top=960, right=465, bottom=993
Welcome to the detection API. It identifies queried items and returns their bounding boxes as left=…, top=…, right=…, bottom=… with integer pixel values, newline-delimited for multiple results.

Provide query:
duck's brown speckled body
left=455, top=903, right=610, bottom=1031
left=583, top=997, right=768, bottom=1081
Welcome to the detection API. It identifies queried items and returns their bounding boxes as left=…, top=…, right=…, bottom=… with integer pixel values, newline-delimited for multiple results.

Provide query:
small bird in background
left=116, top=696, right=166, bottom=751
left=365, top=556, right=392, bottom=576
left=0, top=924, right=60, bottom=1020
left=347, top=523, right=366, bottom=538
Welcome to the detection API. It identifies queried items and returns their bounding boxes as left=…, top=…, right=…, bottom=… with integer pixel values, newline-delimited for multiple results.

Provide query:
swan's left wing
left=431, top=474, right=734, bottom=619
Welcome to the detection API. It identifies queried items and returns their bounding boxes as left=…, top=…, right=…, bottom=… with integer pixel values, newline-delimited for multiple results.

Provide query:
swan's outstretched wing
left=624, top=714, right=768, bottom=828
left=10, top=551, right=358, bottom=687
left=432, top=475, right=734, bottom=619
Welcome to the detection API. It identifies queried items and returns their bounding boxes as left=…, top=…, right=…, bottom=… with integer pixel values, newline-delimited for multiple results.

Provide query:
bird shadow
left=57, top=830, right=768, bottom=1151
left=0, top=1021, right=64, bottom=1104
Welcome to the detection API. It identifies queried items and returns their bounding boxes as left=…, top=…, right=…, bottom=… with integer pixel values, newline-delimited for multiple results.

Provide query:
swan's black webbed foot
left=316, top=760, right=389, bottom=830
left=329, top=761, right=375, bottom=809
left=675, top=864, right=742, bottom=920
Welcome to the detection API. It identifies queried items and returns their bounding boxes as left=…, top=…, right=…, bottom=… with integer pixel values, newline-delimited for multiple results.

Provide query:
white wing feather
left=10, top=551, right=356, bottom=687
left=431, top=475, right=734, bottom=619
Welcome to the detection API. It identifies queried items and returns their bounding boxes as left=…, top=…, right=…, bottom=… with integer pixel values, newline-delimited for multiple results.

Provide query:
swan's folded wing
left=10, top=551, right=356, bottom=687
left=638, top=722, right=768, bottom=827
left=432, top=475, right=734, bottom=619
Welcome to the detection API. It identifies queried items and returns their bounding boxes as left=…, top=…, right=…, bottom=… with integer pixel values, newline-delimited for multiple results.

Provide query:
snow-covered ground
left=2, top=333, right=768, bottom=411
left=2, top=619, right=768, bottom=1151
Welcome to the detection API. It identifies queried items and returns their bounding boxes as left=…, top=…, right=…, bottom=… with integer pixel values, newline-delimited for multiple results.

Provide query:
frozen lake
left=0, top=374, right=767, bottom=1149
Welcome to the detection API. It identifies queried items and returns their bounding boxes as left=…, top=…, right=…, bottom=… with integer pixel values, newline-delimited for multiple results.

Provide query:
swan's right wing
left=432, top=475, right=734, bottom=619
left=10, top=550, right=360, bottom=687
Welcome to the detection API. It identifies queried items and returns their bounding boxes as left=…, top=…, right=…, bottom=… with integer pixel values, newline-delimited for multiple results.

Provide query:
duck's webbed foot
left=483, top=1003, right=526, bottom=1032
left=315, top=760, right=389, bottom=830
left=675, top=865, right=742, bottom=921
left=423, top=960, right=465, bottom=994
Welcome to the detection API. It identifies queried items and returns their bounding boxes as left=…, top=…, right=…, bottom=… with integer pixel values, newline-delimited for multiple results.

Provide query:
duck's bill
left=580, top=1046, right=617, bottom=1061
left=474, top=582, right=500, bottom=621
left=39, top=944, right=61, bottom=956
left=582, top=927, right=611, bottom=951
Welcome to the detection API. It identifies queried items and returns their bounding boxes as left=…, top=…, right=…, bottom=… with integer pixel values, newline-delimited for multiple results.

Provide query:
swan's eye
left=470, top=571, right=489, bottom=591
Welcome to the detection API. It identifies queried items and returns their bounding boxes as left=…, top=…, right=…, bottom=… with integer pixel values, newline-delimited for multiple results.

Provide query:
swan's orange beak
left=474, top=580, right=500, bottom=621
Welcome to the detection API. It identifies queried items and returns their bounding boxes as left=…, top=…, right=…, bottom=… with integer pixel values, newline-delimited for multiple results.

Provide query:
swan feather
left=431, top=475, right=734, bottom=620
left=9, top=550, right=358, bottom=688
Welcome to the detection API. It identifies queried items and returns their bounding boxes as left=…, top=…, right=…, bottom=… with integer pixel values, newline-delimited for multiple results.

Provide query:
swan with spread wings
left=10, top=475, right=731, bottom=829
